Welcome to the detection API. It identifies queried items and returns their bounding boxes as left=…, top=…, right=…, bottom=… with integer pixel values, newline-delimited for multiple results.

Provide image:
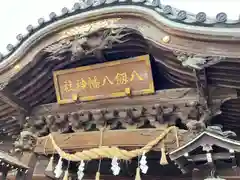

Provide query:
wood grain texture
left=35, top=128, right=191, bottom=154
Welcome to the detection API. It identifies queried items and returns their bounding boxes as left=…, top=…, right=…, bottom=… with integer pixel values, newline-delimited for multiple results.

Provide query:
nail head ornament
left=162, top=36, right=170, bottom=43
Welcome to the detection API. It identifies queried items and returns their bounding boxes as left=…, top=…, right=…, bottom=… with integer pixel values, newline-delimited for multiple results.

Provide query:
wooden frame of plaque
left=53, top=54, right=154, bottom=104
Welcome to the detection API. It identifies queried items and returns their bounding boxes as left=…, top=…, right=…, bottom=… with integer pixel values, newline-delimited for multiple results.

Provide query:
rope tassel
left=135, top=167, right=141, bottom=180
left=95, top=171, right=100, bottom=180
left=45, top=156, right=54, bottom=171
left=160, top=140, right=168, bottom=165
left=63, top=170, right=69, bottom=180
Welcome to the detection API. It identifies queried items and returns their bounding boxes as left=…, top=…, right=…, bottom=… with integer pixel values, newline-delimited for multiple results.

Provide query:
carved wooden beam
left=28, top=88, right=237, bottom=136
left=0, top=83, right=31, bottom=114
left=35, top=128, right=192, bottom=154
left=32, top=88, right=236, bottom=115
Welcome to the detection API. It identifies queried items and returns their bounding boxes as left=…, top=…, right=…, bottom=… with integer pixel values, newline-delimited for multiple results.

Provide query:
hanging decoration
left=54, top=157, right=63, bottom=178
left=111, top=157, right=120, bottom=175
left=63, top=169, right=69, bottom=180
left=63, top=160, right=70, bottom=180
left=46, top=126, right=179, bottom=179
left=160, top=140, right=168, bottom=165
left=77, top=160, right=85, bottom=180
left=140, top=152, right=148, bottom=174
left=45, top=156, right=54, bottom=171
left=95, top=171, right=101, bottom=180
left=135, top=167, right=141, bottom=180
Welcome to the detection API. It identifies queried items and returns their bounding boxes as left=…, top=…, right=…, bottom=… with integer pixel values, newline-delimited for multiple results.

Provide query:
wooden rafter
left=35, top=128, right=192, bottom=154
left=0, top=83, right=31, bottom=114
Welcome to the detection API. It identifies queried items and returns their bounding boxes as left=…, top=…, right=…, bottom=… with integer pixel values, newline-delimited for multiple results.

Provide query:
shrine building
left=0, top=1, right=239, bottom=180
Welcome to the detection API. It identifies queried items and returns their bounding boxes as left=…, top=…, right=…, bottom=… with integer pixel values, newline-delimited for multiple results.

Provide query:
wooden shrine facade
left=0, top=1, right=240, bottom=180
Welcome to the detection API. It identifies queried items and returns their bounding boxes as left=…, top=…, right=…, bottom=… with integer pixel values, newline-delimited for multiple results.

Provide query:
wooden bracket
left=0, top=83, right=31, bottom=114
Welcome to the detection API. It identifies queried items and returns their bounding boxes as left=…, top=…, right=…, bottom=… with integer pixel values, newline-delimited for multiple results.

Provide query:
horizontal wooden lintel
left=35, top=128, right=190, bottom=154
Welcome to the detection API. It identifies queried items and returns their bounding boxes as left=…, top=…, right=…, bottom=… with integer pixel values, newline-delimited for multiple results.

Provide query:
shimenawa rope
left=47, top=126, right=179, bottom=162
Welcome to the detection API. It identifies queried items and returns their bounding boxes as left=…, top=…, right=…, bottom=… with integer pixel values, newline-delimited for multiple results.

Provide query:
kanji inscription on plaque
left=53, top=54, right=154, bottom=104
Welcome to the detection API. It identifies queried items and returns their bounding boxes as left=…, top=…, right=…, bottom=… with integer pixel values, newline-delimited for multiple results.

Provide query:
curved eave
left=1, top=4, right=240, bottom=82
left=169, top=131, right=240, bottom=160
left=0, top=151, right=29, bottom=169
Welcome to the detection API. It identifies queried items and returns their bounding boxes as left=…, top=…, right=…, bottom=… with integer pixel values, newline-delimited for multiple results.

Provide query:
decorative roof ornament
left=145, top=0, right=159, bottom=7
left=73, top=2, right=81, bottom=10
left=196, top=12, right=207, bottom=23
left=16, top=34, right=24, bottom=42
left=49, top=12, right=57, bottom=21
left=79, top=0, right=93, bottom=9
left=38, top=18, right=45, bottom=26
left=216, top=12, right=227, bottom=23
left=175, top=52, right=225, bottom=70
left=6, top=44, right=14, bottom=52
left=163, top=5, right=172, bottom=14
left=92, top=0, right=106, bottom=7
left=26, top=25, right=34, bottom=33
left=61, top=7, right=69, bottom=16
left=177, top=10, right=187, bottom=21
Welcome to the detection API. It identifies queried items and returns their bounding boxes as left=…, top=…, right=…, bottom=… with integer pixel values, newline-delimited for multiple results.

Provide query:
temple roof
left=170, top=128, right=240, bottom=160
left=162, top=0, right=240, bottom=21
left=1, top=0, right=240, bottom=65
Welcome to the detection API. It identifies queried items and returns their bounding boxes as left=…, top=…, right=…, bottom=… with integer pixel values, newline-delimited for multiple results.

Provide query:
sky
left=0, top=0, right=239, bottom=56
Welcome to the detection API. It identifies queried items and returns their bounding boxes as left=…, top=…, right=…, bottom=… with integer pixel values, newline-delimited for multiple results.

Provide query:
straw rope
left=48, top=126, right=179, bottom=161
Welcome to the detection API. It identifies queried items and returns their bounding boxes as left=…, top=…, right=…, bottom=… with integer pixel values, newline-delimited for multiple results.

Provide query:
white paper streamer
left=111, top=157, right=120, bottom=176
left=77, top=160, right=85, bottom=180
left=140, top=152, right=148, bottom=174
left=54, top=157, right=63, bottom=178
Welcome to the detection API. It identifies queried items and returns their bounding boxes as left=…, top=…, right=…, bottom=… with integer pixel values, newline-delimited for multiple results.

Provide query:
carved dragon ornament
left=174, top=51, right=226, bottom=70
left=43, top=27, right=136, bottom=61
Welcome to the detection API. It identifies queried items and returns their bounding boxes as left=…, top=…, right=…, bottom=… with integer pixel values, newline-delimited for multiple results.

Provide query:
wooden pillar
left=16, top=152, right=37, bottom=180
